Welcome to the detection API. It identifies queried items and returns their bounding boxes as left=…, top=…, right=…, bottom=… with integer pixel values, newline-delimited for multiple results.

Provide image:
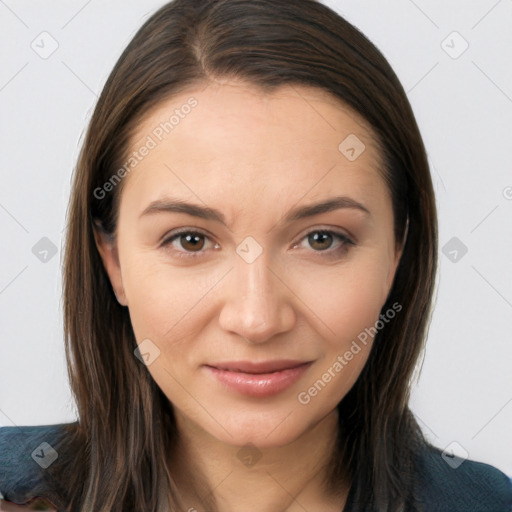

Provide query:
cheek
left=288, top=256, right=390, bottom=342
left=294, top=265, right=389, bottom=409
left=121, top=256, right=223, bottom=349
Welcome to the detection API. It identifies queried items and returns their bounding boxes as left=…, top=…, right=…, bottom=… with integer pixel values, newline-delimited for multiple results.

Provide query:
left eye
left=293, top=229, right=355, bottom=255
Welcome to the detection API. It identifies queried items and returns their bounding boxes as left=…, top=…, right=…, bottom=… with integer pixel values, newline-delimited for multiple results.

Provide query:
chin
left=213, top=420, right=305, bottom=449
left=199, top=402, right=330, bottom=449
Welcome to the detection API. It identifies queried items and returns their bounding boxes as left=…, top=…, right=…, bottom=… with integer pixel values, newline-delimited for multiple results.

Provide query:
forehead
left=121, top=81, right=388, bottom=222
left=131, top=80, right=382, bottom=158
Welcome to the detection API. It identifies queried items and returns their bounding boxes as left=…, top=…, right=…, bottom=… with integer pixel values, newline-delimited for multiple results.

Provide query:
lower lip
left=204, top=362, right=312, bottom=397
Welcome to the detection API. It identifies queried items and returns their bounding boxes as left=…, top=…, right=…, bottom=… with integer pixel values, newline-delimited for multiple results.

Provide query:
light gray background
left=1, top=0, right=511, bottom=476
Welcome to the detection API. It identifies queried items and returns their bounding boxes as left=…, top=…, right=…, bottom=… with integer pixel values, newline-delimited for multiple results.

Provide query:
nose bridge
left=238, top=250, right=275, bottom=308
left=219, top=245, right=295, bottom=343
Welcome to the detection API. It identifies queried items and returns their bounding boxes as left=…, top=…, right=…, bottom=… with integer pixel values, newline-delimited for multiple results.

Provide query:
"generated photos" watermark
left=297, top=301, right=402, bottom=405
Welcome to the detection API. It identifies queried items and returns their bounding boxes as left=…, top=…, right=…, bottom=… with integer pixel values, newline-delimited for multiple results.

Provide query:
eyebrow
left=139, top=195, right=371, bottom=226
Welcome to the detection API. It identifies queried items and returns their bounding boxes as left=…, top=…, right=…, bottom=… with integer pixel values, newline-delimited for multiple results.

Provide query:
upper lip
left=205, top=360, right=311, bottom=374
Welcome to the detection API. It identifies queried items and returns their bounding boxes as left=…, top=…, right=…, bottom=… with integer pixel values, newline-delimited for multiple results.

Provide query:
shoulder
left=415, top=442, right=512, bottom=512
left=0, top=422, right=78, bottom=509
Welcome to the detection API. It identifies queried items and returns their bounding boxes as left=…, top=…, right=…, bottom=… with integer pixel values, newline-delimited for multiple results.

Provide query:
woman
left=1, top=0, right=511, bottom=511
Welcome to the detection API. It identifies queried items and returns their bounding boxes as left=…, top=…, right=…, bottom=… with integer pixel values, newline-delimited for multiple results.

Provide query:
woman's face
left=96, top=81, right=403, bottom=448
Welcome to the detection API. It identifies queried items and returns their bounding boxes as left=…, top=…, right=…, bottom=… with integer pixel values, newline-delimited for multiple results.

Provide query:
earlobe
left=93, top=225, right=128, bottom=306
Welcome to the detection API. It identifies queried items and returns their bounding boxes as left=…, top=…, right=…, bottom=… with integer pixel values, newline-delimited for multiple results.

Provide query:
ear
left=93, top=225, right=128, bottom=306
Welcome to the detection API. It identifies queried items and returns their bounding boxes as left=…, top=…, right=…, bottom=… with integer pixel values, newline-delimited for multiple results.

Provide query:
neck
left=170, top=409, right=349, bottom=512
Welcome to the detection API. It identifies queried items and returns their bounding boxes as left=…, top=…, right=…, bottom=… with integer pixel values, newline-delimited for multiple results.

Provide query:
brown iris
left=308, top=231, right=334, bottom=251
left=179, top=233, right=205, bottom=252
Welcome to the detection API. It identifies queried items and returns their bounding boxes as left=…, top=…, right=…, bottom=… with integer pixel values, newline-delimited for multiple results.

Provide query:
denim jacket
left=1, top=422, right=512, bottom=511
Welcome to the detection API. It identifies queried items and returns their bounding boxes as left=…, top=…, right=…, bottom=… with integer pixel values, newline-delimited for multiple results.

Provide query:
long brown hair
left=46, top=0, right=438, bottom=510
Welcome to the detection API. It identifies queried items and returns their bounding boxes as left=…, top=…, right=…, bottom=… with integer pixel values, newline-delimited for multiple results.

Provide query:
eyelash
left=160, top=227, right=355, bottom=261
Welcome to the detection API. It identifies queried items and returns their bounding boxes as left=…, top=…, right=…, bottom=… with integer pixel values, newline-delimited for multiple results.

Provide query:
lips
left=207, top=360, right=308, bottom=374
left=203, top=360, right=313, bottom=397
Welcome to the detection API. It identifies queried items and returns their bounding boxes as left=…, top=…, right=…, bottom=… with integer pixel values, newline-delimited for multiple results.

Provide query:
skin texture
left=95, top=81, right=403, bottom=511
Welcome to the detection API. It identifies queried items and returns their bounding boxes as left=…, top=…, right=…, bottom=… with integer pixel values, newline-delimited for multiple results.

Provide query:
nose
left=218, top=249, right=296, bottom=344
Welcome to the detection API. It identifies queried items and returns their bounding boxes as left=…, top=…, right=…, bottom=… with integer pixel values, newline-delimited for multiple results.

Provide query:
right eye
left=161, top=229, right=220, bottom=259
